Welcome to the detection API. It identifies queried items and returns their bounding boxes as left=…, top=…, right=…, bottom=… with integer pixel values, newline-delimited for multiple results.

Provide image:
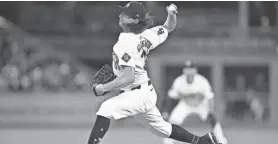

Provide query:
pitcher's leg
left=88, top=115, right=110, bottom=144
left=88, top=98, right=117, bottom=144
left=133, top=106, right=217, bottom=144
left=89, top=91, right=148, bottom=144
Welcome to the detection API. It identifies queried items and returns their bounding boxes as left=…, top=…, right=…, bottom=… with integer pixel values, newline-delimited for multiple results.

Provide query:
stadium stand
left=0, top=16, right=95, bottom=92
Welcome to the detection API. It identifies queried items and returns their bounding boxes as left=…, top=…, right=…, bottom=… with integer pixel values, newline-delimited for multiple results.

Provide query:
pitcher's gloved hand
left=92, top=84, right=109, bottom=96
left=91, top=64, right=116, bottom=96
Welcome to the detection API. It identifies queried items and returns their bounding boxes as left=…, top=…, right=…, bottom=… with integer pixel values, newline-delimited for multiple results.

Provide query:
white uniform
left=168, top=74, right=214, bottom=125
left=96, top=26, right=172, bottom=137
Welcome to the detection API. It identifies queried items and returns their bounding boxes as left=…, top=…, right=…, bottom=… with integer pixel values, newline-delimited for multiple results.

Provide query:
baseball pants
left=96, top=81, right=172, bottom=137
left=168, top=100, right=210, bottom=125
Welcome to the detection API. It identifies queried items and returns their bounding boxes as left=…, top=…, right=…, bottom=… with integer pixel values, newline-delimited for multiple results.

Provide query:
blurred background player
left=163, top=60, right=227, bottom=144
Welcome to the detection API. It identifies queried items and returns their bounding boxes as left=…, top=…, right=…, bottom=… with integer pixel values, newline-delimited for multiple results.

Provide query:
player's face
left=183, top=68, right=197, bottom=83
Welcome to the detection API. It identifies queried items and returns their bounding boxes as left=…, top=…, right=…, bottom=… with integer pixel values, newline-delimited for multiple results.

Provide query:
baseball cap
left=183, top=60, right=197, bottom=75
left=184, top=60, right=196, bottom=69
left=118, top=1, right=147, bottom=20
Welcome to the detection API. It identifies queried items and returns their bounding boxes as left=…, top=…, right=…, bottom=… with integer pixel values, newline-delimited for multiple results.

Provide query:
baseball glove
left=92, top=64, right=116, bottom=96
left=182, top=92, right=205, bottom=107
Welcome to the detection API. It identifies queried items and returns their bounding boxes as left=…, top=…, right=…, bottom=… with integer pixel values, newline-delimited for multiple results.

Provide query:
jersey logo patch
left=137, top=36, right=152, bottom=59
left=121, top=53, right=131, bottom=63
left=157, top=28, right=164, bottom=35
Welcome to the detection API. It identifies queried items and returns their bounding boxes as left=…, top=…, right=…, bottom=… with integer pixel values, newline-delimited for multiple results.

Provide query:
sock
left=88, top=115, right=110, bottom=144
left=170, top=124, right=204, bottom=144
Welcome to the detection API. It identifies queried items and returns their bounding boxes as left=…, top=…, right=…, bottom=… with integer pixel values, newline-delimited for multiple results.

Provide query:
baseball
left=167, top=4, right=177, bottom=14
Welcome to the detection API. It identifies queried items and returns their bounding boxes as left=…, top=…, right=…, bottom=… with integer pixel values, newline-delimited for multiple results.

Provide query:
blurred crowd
left=19, top=1, right=238, bottom=37
left=224, top=71, right=270, bottom=122
left=0, top=16, right=94, bottom=92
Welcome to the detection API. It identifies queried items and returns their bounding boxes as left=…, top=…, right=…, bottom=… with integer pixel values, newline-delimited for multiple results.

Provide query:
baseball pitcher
left=89, top=2, right=221, bottom=144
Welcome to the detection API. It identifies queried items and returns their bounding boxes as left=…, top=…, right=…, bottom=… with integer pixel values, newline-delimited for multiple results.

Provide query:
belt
left=120, top=80, right=151, bottom=94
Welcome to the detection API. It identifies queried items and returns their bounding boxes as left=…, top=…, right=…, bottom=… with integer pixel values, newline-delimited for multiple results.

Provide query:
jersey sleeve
left=168, top=77, right=181, bottom=99
left=200, top=78, right=214, bottom=99
left=146, top=25, right=169, bottom=49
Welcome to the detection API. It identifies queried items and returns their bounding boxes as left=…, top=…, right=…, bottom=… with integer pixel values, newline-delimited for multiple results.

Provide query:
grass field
left=1, top=127, right=278, bottom=144
left=0, top=94, right=277, bottom=144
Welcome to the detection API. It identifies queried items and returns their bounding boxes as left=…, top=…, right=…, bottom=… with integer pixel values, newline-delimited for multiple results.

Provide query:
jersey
left=168, top=74, right=214, bottom=107
left=112, top=26, right=168, bottom=90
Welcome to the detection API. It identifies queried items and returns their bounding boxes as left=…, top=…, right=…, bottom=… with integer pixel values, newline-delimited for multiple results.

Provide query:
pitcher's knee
left=96, top=101, right=115, bottom=119
left=149, top=121, right=172, bottom=138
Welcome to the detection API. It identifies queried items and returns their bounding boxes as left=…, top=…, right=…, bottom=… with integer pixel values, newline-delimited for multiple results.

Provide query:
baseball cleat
left=201, top=132, right=222, bottom=144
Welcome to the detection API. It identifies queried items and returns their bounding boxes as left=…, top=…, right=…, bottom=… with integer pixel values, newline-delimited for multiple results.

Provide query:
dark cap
left=184, top=60, right=196, bottom=68
left=118, top=1, right=147, bottom=19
